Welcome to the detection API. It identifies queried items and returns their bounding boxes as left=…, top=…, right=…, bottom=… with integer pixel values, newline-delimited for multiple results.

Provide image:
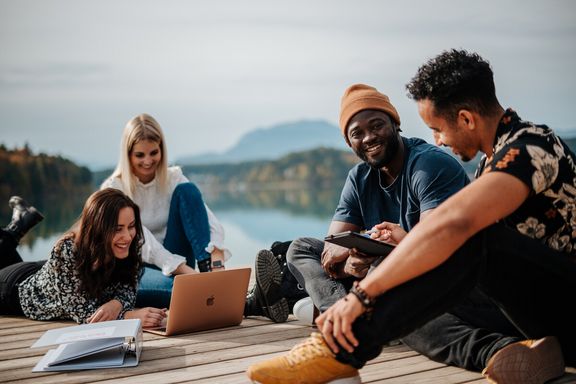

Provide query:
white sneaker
left=293, top=297, right=317, bottom=325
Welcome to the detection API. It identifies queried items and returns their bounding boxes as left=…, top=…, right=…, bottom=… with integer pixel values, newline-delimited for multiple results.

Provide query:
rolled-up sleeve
left=112, top=282, right=137, bottom=319
left=141, top=226, right=186, bottom=275
left=204, top=204, right=232, bottom=261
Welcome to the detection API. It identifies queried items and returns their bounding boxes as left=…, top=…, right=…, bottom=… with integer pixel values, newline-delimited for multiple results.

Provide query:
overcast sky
left=1, top=0, right=575, bottom=170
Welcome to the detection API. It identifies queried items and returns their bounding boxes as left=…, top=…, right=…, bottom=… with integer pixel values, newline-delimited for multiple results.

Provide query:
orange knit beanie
left=339, top=84, right=401, bottom=142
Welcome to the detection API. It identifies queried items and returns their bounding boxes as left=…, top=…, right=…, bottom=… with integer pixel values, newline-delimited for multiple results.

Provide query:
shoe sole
left=483, top=336, right=565, bottom=384
left=255, top=249, right=289, bottom=323
left=249, top=374, right=361, bottom=384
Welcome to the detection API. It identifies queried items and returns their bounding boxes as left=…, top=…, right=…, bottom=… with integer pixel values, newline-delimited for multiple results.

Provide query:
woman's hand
left=371, top=222, right=407, bottom=246
left=172, top=263, right=198, bottom=275
left=87, top=299, right=123, bottom=323
left=315, top=294, right=364, bottom=354
left=124, top=307, right=168, bottom=328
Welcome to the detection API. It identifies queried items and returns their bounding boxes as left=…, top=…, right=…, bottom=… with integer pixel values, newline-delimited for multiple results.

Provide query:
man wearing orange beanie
left=338, top=84, right=401, bottom=144
left=248, top=83, right=523, bottom=383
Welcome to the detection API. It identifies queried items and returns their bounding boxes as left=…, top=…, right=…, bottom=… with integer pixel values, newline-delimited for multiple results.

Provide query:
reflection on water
left=201, top=186, right=344, bottom=219
left=212, top=209, right=332, bottom=268
left=6, top=186, right=341, bottom=267
left=0, top=190, right=91, bottom=261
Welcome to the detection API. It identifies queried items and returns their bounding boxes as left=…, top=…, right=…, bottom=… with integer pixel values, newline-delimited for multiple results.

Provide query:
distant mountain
left=177, top=120, right=347, bottom=165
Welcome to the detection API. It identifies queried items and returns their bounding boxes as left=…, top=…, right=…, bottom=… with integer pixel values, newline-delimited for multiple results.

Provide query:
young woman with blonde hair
left=101, top=113, right=230, bottom=308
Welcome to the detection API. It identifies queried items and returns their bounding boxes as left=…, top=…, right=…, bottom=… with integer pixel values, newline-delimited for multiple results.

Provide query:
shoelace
left=285, top=334, right=332, bottom=367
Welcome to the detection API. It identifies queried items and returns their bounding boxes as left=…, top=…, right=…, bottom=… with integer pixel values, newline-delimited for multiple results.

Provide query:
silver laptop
left=144, top=267, right=251, bottom=336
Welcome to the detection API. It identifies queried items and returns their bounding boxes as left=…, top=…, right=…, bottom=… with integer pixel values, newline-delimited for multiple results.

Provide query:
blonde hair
left=111, top=113, right=168, bottom=198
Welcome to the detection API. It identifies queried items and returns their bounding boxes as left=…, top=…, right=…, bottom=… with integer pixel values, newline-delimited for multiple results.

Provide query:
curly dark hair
left=406, top=49, right=501, bottom=121
left=66, top=188, right=144, bottom=298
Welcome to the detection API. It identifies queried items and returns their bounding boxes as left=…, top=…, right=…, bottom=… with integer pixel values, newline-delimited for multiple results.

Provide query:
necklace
left=378, top=169, right=398, bottom=191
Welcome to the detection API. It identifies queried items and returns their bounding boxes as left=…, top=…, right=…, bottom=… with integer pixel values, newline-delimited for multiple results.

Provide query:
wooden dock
left=1, top=314, right=575, bottom=384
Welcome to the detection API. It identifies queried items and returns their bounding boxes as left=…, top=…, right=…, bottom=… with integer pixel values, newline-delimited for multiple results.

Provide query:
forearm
left=111, top=283, right=137, bottom=318
left=359, top=207, right=473, bottom=298
left=360, top=172, right=530, bottom=300
left=172, top=262, right=196, bottom=274
left=141, top=226, right=186, bottom=275
left=123, top=310, right=138, bottom=319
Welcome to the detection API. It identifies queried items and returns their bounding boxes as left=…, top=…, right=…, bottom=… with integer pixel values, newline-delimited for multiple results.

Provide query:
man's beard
left=355, top=134, right=400, bottom=169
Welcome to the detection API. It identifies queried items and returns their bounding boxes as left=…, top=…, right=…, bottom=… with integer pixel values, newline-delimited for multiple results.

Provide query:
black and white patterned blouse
left=18, top=236, right=137, bottom=323
left=477, top=108, right=576, bottom=258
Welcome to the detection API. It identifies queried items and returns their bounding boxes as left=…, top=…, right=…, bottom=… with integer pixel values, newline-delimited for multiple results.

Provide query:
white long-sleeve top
left=101, top=166, right=231, bottom=275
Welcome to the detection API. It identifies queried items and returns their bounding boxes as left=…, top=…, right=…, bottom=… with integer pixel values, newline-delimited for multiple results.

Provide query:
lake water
left=12, top=186, right=340, bottom=268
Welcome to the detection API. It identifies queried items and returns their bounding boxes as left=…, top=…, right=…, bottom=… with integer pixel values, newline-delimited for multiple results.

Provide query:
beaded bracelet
left=350, top=281, right=376, bottom=310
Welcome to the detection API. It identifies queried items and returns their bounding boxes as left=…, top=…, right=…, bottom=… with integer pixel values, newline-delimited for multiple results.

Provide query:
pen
left=362, top=229, right=377, bottom=237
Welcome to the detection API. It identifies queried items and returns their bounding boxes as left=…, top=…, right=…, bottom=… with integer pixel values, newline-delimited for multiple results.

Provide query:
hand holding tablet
left=324, top=231, right=395, bottom=257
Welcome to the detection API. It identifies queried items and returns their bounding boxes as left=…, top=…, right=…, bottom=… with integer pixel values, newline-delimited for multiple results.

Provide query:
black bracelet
left=350, top=281, right=376, bottom=310
left=198, top=258, right=212, bottom=272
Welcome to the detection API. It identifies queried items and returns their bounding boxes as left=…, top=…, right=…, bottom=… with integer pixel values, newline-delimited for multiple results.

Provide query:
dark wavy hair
left=406, top=49, right=501, bottom=121
left=66, top=188, right=144, bottom=298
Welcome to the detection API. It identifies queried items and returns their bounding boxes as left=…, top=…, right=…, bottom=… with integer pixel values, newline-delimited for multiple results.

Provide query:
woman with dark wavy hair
left=0, top=188, right=166, bottom=327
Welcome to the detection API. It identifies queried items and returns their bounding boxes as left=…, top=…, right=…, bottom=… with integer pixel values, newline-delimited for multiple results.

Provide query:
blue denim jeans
left=136, top=183, right=211, bottom=308
left=286, top=228, right=567, bottom=371
left=308, top=222, right=576, bottom=369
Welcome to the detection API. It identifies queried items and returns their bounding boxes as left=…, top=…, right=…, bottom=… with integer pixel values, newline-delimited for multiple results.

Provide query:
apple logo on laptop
left=206, top=295, right=215, bottom=306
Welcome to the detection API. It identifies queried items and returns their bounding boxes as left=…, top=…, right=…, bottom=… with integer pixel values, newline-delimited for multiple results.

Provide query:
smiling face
left=417, top=99, right=478, bottom=162
left=129, top=139, right=162, bottom=183
left=111, top=206, right=137, bottom=260
left=347, top=110, right=401, bottom=169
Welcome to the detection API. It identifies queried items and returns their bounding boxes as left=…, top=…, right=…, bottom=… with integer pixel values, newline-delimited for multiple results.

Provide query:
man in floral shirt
left=476, top=109, right=576, bottom=253
left=247, top=49, right=575, bottom=384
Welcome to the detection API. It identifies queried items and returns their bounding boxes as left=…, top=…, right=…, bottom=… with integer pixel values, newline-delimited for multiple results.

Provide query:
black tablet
left=324, top=231, right=395, bottom=256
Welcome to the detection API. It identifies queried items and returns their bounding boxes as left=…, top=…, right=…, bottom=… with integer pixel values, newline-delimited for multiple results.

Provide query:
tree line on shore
left=0, top=144, right=93, bottom=222
left=7, top=136, right=576, bottom=222
left=182, top=147, right=360, bottom=190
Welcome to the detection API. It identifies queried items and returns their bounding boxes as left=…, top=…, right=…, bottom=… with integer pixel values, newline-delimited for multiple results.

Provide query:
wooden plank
left=1, top=324, right=310, bottom=382
left=2, top=315, right=574, bottom=384
left=0, top=317, right=292, bottom=360
left=363, top=363, right=482, bottom=383
left=0, top=319, right=301, bottom=360
left=0, top=327, right=309, bottom=372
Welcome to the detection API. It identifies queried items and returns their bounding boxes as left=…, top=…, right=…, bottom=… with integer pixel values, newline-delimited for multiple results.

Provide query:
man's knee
left=287, top=237, right=322, bottom=265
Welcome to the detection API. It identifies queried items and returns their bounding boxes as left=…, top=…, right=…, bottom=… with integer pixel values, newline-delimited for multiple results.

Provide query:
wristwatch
left=212, top=260, right=224, bottom=269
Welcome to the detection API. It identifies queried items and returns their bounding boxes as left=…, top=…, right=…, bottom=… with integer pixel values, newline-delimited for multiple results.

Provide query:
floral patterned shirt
left=17, top=237, right=137, bottom=323
left=476, top=108, right=576, bottom=258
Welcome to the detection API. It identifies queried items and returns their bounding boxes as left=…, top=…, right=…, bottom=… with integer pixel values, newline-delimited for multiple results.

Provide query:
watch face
left=212, top=260, right=223, bottom=268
